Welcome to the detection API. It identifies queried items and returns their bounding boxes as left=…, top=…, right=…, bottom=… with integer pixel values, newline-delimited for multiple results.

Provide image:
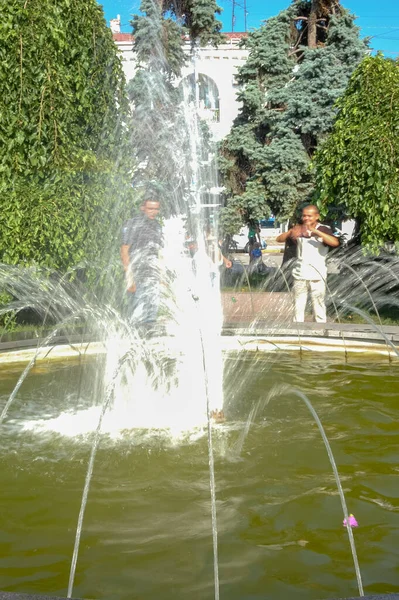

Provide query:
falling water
left=198, top=324, right=220, bottom=600
left=344, top=305, right=399, bottom=358
left=67, top=378, right=117, bottom=599
left=0, top=324, right=76, bottom=427
left=328, top=246, right=399, bottom=328
left=262, top=385, right=364, bottom=597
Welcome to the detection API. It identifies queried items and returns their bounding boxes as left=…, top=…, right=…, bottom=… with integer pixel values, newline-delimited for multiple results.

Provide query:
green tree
left=314, top=54, right=399, bottom=250
left=127, top=0, right=222, bottom=215
left=0, top=0, right=134, bottom=273
left=220, top=0, right=367, bottom=233
left=159, top=0, right=223, bottom=46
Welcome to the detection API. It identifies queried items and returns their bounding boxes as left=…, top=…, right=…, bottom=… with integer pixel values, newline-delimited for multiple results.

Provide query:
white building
left=112, top=30, right=248, bottom=141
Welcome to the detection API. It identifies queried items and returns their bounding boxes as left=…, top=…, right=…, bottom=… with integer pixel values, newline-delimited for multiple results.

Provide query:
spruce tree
left=0, top=0, right=133, bottom=273
left=162, top=0, right=223, bottom=46
left=220, top=0, right=367, bottom=233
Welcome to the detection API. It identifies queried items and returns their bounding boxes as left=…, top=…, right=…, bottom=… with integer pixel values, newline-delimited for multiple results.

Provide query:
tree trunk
left=308, top=0, right=319, bottom=48
left=308, top=0, right=341, bottom=48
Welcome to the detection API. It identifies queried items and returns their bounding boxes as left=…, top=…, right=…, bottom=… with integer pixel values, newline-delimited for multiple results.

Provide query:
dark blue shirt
left=121, top=215, right=163, bottom=279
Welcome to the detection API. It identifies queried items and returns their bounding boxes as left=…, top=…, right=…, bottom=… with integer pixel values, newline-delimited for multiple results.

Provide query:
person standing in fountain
left=120, top=195, right=163, bottom=328
left=276, top=205, right=340, bottom=323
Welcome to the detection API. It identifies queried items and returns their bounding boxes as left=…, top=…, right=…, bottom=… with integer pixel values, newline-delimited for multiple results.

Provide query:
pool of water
left=0, top=351, right=398, bottom=600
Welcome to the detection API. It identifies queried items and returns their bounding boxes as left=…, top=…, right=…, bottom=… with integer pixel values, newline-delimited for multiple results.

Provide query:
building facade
left=112, top=28, right=248, bottom=141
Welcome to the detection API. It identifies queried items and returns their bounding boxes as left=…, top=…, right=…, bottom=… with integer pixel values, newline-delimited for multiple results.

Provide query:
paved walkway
left=231, top=248, right=283, bottom=267
left=221, top=291, right=399, bottom=346
left=0, top=289, right=398, bottom=353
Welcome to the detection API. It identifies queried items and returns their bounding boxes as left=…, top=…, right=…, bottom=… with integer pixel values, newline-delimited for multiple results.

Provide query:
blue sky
left=99, top=0, right=399, bottom=56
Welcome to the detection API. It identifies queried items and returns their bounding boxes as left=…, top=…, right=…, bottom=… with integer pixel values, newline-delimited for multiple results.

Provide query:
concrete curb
left=0, top=322, right=398, bottom=363
left=0, top=334, right=93, bottom=353
left=223, top=322, right=399, bottom=345
left=0, top=593, right=397, bottom=600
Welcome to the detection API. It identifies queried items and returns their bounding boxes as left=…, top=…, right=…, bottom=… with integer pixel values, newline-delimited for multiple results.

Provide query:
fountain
left=0, top=242, right=399, bottom=600
left=0, top=343, right=399, bottom=600
left=0, top=3, right=399, bottom=600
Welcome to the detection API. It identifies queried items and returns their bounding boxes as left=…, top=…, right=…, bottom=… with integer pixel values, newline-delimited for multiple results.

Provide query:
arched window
left=182, top=73, right=220, bottom=122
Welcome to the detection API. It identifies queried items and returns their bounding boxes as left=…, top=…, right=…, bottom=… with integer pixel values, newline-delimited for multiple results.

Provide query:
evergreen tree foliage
left=220, top=0, right=367, bottom=233
left=0, top=0, right=133, bottom=273
left=128, top=0, right=222, bottom=214
left=163, top=0, right=223, bottom=46
left=314, top=54, right=399, bottom=250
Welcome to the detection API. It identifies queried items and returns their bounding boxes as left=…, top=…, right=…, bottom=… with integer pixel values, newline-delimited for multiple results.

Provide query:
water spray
left=263, top=385, right=364, bottom=597
left=67, top=342, right=143, bottom=598
left=198, top=324, right=220, bottom=600
left=0, top=320, right=82, bottom=428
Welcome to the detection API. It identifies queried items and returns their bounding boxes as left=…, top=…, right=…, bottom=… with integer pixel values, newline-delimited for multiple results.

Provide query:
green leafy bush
left=314, top=54, right=399, bottom=249
left=0, top=0, right=135, bottom=278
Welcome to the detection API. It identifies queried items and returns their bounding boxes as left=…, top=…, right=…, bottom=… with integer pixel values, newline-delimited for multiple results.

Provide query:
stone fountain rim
left=0, top=324, right=398, bottom=365
left=0, top=591, right=398, bottom=600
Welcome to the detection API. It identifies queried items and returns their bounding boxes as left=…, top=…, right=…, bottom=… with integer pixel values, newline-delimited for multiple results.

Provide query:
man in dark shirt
left=120, top=197, right=163, bottom=325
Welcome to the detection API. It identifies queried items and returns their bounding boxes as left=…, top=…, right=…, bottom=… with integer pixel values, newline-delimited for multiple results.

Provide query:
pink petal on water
left=343, top=514, right=358, bottom=527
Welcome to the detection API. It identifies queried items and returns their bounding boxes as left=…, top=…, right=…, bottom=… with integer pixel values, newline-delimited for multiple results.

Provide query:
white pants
left=293, top=278, right=326, bottom=323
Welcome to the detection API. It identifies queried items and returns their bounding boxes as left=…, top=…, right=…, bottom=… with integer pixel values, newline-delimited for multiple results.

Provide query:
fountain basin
left=0, top=347, right=398, bottom=600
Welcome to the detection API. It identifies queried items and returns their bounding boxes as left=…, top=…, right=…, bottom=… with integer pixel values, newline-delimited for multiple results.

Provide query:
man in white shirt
left=276, top=205, right=340, bottom=322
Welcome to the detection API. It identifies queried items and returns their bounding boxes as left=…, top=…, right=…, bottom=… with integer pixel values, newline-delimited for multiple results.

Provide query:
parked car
left=259, top=218, right=276, bottom=229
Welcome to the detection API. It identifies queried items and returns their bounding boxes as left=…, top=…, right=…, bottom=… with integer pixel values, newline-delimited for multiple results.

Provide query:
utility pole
left=231, top=0, right=235, bottom=32
left=244, top=0, right=247, bottom=32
